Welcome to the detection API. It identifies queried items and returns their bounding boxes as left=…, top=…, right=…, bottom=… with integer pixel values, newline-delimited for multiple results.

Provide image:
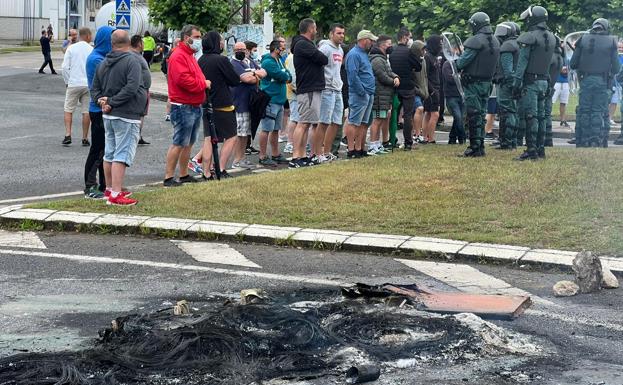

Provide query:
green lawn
left=149, top=61, right=161, bottom=72
left=0, top=46, right=47, bottom=54
left=31, top=146, right=623, bottom=255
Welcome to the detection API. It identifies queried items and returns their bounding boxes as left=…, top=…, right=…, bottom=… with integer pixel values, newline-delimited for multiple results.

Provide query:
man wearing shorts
left=552, top=56, right=570, bottom=128
left=291, top=18, right=329, bottom=168
left=344, top=30, right=377, bottom=158
left=61, top=27, right=93, bottom=146
left=259, top=40, right=292, bottom=166
left=164, top=25, right=209, bottom=187
left=198, top=31, right=245, bottom=178
left=231, top=42, right=267, bottom=169
left=316, top=23, right=345, bottom=163
left=91, top=30, right=147, bottom=206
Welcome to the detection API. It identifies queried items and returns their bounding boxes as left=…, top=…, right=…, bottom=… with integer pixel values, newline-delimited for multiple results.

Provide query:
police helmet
left=469, top=12, right=492, bottom=34
left=592, top=18, right=609, bottom=33
left=520, top=5, right=548, bottom=28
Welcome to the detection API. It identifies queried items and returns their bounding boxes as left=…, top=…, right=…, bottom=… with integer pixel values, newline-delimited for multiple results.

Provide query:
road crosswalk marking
left=172, top=240, right=262, bottom=268
left=0, top=230, right=46, bottom=249
left=395, top=259, right=555, bottom=306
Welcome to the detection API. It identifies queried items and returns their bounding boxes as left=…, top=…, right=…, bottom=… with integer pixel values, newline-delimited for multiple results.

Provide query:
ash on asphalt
left=0, top=288, right=557, bottom=385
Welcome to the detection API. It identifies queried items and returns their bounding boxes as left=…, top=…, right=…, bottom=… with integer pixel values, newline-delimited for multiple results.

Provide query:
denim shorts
left=260, top=103, right=284, bottom=132
left=170, top=104, right=201, bottom=147
left=103, top=117, right=140, bottom=167
left=348, top=92, right=373, bottom=126
left=319, top=89, right=344, bottom=125
left=414, top=95, right=423, bottom=109
left=288, top=99, right=300, bottom=123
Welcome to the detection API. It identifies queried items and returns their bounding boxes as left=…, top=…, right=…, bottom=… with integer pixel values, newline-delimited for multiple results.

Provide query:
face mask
left=190, top=38, right=202, bottom=53
left=251, top=52, right=258, bottom=60
left=386, top=46, right=394, bottom=55
left=407, top=38, right=414, bottom=48
left=235, top=51, right=246, bottom=60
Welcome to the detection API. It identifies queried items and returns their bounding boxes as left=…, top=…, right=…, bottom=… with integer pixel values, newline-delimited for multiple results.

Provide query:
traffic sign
left=116, top=14, right=131, bottom=30
left=116, top=0, right=130, bottom=14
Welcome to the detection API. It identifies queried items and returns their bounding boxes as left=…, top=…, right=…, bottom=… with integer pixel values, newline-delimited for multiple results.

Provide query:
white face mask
left=190, top=38, right=202, bottom=52
left=407, top=38, right=414, bottom=48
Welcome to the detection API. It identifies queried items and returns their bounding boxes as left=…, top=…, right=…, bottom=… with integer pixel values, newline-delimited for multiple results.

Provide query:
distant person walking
left=61, top=27, right=93, bottom=146
left=142, top=31, right=156, bottom=65
left=38, top=30, right=57, bottom=74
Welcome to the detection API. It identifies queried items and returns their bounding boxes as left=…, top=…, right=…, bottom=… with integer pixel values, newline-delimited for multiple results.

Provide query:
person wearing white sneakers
left=91, top=30, right=147, bottom=206
left=369, top=35, right=399, bottom=155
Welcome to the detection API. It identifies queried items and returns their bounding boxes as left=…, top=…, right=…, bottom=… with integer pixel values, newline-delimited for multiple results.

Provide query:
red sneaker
left=104, top=190, right=132, bottom=198
left=106, top=194, right=138, bottom=206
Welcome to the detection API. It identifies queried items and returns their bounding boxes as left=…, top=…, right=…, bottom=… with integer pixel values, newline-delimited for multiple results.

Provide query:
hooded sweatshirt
left=318, top=39, right=343, bottom=91
left=86, top=26, right=114, bottom=113
left=91, top=50, right=147, bottom=121
left=198, top=31, right=241, bottom=109
left=425, top=35, right=442, bottom=94
left=409, top=40, right=429, bottom=100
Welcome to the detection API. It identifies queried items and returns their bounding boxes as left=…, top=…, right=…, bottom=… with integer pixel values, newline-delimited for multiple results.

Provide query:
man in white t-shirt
left=61, top=27, right=93, bottom=146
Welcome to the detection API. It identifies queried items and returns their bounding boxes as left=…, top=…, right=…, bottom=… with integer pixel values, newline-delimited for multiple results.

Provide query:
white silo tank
left=95, top=2, right=164, bottom=37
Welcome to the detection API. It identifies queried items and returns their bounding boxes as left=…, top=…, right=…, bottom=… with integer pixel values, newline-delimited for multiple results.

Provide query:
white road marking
left=0, top=191, right=83, bottom=204
left=172, top=240, right=262, bottom=268
left=0, top=230, right=46, bottom=249
left=396, top=259, right=555, bottom=306
left=0, top=249, right=345, bottom=287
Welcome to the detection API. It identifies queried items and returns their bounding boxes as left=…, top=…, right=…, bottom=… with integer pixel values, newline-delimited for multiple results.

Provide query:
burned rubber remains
left=0, top=289, right=543, bottom=384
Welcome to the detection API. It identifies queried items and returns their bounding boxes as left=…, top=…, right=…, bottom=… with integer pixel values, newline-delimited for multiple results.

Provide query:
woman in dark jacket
left=368, top=36, right=399, bottom=154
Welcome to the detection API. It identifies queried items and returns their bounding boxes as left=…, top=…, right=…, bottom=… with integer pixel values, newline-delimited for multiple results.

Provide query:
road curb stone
left=0, top=207, right=617, bottom=273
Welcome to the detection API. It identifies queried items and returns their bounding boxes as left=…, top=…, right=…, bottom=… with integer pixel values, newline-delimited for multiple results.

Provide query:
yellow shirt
left=143, top=36, right=156, bottom=52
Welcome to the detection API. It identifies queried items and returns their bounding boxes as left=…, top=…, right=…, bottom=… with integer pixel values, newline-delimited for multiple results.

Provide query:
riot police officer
left=544, top=40, right=564, bottom=147
left=456, top=12, right=500, bottom=157
left=570, top=18, right=620, bottom=147
left=512, top=5, right=557, bottom=160
left=493, top=21, right=520, bottom=150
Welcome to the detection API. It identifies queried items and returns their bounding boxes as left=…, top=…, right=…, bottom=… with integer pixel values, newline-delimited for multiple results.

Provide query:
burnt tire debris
left=0, top=289, right=544, bottom=385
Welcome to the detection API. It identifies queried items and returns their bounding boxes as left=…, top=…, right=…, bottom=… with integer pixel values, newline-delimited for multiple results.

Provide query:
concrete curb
left=1, top=206, right=621, bottom=273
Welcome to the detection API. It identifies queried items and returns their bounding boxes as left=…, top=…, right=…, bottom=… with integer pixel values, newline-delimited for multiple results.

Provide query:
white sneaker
left=278, top=135, right=288, bottom=143
left=240, top=159, right=256, bottom=169
left=415, top=135, right=425, bottom=143
left=283, top=143, right=293, bottom=154
left=231, top=161, right=245, bottom=170
left=376, top=146, right=390, bottom=154
left=324, top=153, right=338, bottom=162
left=367, top=147, right=380, bottom=156
left=610, top=119, right=617, bottom=126
left=317, top=154, right=329, bottom=163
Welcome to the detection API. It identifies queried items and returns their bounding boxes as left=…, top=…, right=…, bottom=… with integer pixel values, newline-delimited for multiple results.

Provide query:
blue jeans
left=170, top=104, right=201, bottom=147
left=446, top=97, right=466, bottom=142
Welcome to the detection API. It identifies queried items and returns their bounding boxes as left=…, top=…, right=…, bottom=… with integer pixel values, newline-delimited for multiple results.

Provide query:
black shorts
left=424, top=91, right=440, bottom=112
left=203, top=110, right=237, bottom=141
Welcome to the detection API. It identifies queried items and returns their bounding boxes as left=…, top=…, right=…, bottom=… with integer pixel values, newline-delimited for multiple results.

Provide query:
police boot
left=602, top=138, right=609, bottom=148
left=514, top=151, right=538, bottom=161
left=613, top=136, right=623, bottom=145
left=479, top=140, right=486, bottom=156
left=544, top=139, right=553, bottom=147
left=537, top=148, right=546, bottom=159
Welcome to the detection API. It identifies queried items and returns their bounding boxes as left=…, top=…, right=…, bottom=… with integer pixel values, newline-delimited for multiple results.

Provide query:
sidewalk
left=1, top=204, right=622, bottom=274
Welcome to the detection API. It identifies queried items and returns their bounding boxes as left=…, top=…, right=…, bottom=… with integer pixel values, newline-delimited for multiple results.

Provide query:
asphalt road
left=0, top=53, right=582, bottom=204
left=1, top=230, right=622, bottom=384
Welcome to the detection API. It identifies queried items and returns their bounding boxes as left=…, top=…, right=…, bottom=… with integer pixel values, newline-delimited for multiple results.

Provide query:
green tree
left=147, top=0, right=240, bottom=32
left=270, top=0, right=356, bottom=37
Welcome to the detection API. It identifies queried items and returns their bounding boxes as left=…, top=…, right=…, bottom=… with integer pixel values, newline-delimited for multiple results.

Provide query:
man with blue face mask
left=163, top=25, right=211, bottom=187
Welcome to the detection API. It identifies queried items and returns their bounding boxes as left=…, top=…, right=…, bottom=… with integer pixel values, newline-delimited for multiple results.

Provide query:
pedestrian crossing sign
left=116, top=14, right=130, bottom=30
left=116, top=0, right=130, bottom=13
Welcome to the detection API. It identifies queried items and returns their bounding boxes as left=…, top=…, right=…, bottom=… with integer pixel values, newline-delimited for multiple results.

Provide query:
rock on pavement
left=553, top=280, right=579, bottom=297
left=601, top=261, right=619, bottom=289
left=572, top=251, right=602, bottom=294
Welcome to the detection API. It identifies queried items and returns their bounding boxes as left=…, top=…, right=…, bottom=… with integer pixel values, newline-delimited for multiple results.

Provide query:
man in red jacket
left=163, top=25, right=211, bottom=187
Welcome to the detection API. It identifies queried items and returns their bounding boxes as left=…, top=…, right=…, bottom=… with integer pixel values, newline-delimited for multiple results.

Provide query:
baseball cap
left=357, top=30, right=378, bottom=41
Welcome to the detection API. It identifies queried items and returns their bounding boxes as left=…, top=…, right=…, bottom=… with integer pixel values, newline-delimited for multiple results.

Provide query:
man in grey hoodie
left=92, top=30, right=147, bottom=206
left=315, top=23, right=345, bottom=163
